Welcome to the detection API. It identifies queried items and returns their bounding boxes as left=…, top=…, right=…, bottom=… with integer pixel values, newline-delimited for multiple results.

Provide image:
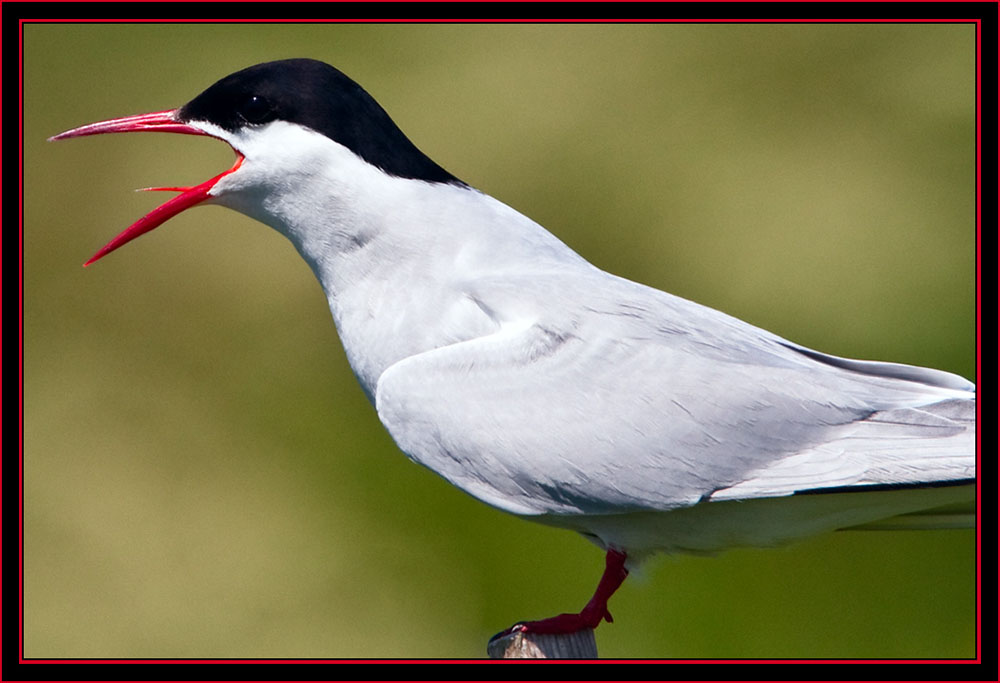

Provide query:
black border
left=6, top=2, right=995, bottom=681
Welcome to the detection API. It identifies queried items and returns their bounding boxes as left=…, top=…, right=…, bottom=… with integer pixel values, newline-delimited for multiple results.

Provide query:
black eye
left=238, top=94, right=274, bottom=124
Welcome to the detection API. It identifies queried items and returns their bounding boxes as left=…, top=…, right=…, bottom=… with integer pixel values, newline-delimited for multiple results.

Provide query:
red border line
left=18, top=16, right=984, bottom=668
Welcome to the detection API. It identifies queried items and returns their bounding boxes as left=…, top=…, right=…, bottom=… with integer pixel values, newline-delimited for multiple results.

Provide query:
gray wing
left=375, top=270, right=975, bottom=517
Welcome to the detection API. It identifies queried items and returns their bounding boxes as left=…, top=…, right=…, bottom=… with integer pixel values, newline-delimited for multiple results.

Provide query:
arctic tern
left=51, top=58, right=976, bottom=638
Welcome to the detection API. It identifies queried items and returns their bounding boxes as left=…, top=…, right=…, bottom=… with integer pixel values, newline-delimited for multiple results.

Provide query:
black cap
left=179, top=58, right=463, bottom=185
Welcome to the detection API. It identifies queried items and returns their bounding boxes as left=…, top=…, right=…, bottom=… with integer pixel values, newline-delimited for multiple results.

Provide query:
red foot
left=495, top=549, right=628, bottom=637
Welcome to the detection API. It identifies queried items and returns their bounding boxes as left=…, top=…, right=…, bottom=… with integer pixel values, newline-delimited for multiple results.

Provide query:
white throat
left=198, top=120, right=585, bottom=399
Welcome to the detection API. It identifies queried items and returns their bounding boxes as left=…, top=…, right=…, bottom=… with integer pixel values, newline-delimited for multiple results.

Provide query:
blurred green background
left=24, top=23, right=977, bottom=659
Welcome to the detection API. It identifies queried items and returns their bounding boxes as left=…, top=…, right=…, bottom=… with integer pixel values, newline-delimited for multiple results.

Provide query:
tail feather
left=842, top=497, right=975, bottom=530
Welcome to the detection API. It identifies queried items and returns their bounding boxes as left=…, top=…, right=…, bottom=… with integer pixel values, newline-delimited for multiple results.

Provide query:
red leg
left=502, top=548, right=629, bottom=636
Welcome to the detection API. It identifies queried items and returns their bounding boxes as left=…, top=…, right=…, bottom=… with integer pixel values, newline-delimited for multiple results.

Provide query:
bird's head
left=50, top=58, right=461, bottom=266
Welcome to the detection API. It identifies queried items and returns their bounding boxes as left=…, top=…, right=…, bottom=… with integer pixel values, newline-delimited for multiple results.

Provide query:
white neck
left=206, top=121, right=586, bottom=399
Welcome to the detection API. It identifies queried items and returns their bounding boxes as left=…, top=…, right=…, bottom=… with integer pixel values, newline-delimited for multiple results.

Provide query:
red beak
left=50, top=109, right=244, bottom=266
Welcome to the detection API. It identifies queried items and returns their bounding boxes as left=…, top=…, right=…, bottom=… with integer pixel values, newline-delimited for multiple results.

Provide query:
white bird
left=51, top=58, right=976, bottom=637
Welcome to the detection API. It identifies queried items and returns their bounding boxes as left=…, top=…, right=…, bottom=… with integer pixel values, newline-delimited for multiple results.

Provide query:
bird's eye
left=238, top=94, right=274, bottom=124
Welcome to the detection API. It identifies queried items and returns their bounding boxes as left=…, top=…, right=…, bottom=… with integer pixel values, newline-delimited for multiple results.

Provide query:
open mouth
left=50, top=109, right=244, bottom=266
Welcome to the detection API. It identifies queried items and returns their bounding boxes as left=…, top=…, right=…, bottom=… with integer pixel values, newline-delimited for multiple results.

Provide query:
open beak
left=50, top=109, right=244, bottom=266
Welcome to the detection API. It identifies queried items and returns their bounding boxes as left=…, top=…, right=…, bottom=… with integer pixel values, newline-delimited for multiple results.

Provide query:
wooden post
left=487, top=627, right=598, bottom=659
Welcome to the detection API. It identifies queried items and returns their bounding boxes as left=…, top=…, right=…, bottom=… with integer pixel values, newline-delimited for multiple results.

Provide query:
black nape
left=179, top=58, right=465, bottom=186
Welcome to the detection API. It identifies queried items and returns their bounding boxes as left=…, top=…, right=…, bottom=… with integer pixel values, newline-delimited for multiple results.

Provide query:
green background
left=23, top=23, right=977, bottom=659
